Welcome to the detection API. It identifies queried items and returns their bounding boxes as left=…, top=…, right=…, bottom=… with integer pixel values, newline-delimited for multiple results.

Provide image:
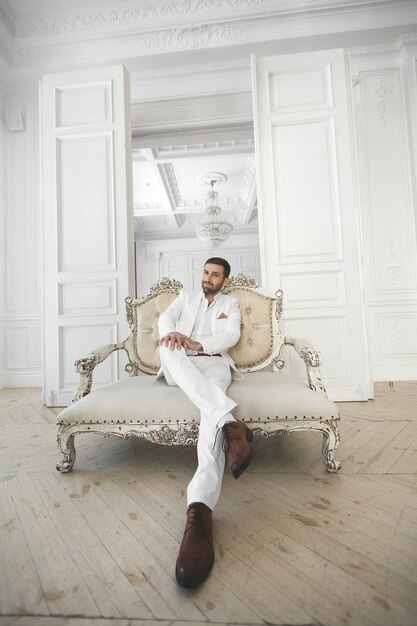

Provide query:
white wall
left=350, top=38, right=417, bottom=381
left=1, top=92, right=42, bottom=387
left=1, top=36, right=417, bottom=389
left=136, top=233, right=260, bottom=297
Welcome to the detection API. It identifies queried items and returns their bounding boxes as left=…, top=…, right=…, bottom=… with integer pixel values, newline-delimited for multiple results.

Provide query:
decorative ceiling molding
left=240, top=156, right=256, bottom=205
left=155, top=139, right=254, bottom=160
left=348, top=32, right=417, bottom=60
left=8, top=1, right=417, bottom=40
left=134, top=201, right=167, bottom=214
left=131, top=92, right=253, bottom=132
left=177, top=196, right=244, bottom=212
left=141, top=22, right=245, bottom=51
left=11, top=0, right=277, bottom=37
left=160, top=163, right=182, bottom=207
left=1, top=1, right=417, bottom=90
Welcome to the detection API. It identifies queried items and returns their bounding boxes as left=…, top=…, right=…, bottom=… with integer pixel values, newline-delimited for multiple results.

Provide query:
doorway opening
left=132, top=127, right=261, bottom=296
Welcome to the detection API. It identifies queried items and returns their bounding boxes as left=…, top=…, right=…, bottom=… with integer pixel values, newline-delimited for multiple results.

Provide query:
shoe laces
left=186, top=504, right=209, bottom=537
left=222, top=422, right=237, bottom=452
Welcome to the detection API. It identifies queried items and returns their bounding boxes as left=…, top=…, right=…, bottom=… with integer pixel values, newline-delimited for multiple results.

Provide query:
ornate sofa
left=56, top=275, right=341, bottom=473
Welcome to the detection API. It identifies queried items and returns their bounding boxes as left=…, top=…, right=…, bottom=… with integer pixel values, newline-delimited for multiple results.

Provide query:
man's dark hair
left=205, top=257, right=231, bottom=278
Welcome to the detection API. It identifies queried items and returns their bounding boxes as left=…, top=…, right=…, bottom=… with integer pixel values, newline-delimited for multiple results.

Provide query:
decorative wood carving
left=363, top=72, right=397, bottom=123
left=226, top=273, right=258, bottom=288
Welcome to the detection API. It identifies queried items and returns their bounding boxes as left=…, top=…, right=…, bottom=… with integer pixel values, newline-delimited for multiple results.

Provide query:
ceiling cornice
left=11, top=0, right=279, bottom=38
left=1, top=1, right=417, bottom=91
left=8, top=1, right=398, bottom=39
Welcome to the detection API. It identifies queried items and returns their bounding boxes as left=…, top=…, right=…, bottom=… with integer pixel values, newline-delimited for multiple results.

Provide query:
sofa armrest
left=72, top=342, right=126, bottom=403
left=284, top=336, right=327, bottom=397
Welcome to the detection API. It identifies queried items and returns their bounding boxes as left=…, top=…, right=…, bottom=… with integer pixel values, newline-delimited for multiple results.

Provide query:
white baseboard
left=0, top=372, right=42, bottom=388
left=372, top=365, right=417, bottom=382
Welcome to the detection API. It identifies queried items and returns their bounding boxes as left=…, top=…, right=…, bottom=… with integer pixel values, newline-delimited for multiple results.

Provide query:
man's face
left=201, top=263, right=228, bottom=296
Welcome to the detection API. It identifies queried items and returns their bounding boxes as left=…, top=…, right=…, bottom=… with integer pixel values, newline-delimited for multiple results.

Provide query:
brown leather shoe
left=222, top=419, right=253, bottom=479
left=175, top=502, right=214, bottom=588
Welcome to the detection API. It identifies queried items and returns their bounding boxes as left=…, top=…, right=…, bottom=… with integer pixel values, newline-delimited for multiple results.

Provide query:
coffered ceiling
left=132, top=138, right=257, bottom=240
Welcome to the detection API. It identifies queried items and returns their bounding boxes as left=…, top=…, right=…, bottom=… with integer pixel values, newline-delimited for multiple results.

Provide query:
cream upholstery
left=56, top=275, right=341, bottom=473
left=228, top=288, right=275, bottom=368
left=59, top=373, right=338, bottom=425
left=125, top=286, right=278, bottom=373
left=128, top=290, right=179, bottom=373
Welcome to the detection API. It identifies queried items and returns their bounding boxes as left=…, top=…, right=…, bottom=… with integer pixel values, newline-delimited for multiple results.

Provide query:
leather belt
left=193, top=353, right=222, bottom=357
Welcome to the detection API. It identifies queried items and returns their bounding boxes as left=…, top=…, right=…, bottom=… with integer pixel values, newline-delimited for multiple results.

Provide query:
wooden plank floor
left=1, top=383, right=417, bottom=626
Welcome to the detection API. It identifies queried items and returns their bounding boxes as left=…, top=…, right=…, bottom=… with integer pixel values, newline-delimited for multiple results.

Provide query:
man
left=158, top=257, right=253, bottom=588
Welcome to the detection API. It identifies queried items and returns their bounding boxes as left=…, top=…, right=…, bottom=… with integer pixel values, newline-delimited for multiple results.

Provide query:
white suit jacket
left=157, top=290, right=241, bottom=378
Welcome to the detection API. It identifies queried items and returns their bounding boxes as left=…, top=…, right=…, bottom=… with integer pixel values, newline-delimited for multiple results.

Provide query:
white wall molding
left=131, top=91, right=253, bottom=133
left=350, top=41, right=417, bottom=381
left=136, top=232, right=260, bottom=296
left=353, top=65, right=417, bottom=299
left=0, top=371, right=42, bottom=388
left=349, top=32, right=417, bottom=59
left=1, top=96, right=42, bottom=389
left=1, top=2, right=417, bottom=91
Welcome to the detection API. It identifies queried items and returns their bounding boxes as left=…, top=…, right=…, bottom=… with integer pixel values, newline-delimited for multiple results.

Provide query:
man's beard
left=202, top=281, right=223, bottom=295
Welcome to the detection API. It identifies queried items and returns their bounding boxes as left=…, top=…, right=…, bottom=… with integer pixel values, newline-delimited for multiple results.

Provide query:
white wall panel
left=6, top=327, right=29, bottom=369
left=268, top=65, right=332, bottom=112
left=34, top=326, right=42, bottom=369
left=2, top=96, right=42, bottom=388
left=6, top=129, right=27, bottom=312
left=60, top=325, right=116, bottom=389
left=273, top=119, right=342, bottom=263
left=56, top=82, right=112, bottom=127
left=163, top=256, right=187, bottom=287
left=42, top=66, right=134, bottom=405
left=282, top=315, right=353, bottom=400
left=350, top=44, right=417, bottom=381
left=375, top=313, right=417, bottom=357
left=137, top=234, right=261, bottom=296
left=237, top=252, right=259, bottom=282
left=253, top=50, right=371, bottom=399
left=58, top=134, right=115, bottom=272
left=60, top=281, right=116, bottom=316
left=359, top=69, right=416, bottom=296
left=280, top=270, right=345, bottom=308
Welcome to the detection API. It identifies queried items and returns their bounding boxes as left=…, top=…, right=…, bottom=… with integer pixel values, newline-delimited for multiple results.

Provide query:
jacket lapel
left=179, top=292, right=202, bottom=336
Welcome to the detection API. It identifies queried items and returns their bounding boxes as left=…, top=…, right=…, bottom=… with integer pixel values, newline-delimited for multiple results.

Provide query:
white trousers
left=159, top=346, right=237, bottom=510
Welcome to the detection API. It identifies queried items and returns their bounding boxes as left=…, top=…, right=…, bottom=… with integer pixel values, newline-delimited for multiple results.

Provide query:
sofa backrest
left=123, top=274, right=285, bottom=375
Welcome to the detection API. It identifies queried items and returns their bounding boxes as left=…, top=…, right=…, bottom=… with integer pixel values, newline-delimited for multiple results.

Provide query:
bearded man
left=158, top=257, right=253, bottom=588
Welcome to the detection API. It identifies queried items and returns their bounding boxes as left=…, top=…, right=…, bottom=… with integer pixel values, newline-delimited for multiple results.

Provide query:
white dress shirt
left=187, top=292, right=221, bottom=355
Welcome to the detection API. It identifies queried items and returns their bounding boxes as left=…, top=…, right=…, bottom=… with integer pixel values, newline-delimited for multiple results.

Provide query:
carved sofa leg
left=322, top=423, right=341, bottom=473
left=56, top=424, right=76, bottom=472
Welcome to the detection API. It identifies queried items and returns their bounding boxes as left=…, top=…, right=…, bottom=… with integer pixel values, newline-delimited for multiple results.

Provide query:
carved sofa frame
left=56, top=275, right=341, bottom=473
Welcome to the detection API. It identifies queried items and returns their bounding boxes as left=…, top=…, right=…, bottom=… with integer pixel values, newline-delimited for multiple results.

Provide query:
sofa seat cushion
left=58, top=372, right=339, bottom=426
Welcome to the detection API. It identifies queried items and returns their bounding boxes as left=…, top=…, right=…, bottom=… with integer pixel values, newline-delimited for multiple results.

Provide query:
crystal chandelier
left=195, top=172, right=233, bottom=248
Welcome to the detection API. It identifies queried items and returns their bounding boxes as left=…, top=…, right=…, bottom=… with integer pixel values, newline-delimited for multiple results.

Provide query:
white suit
left=158, top=290, right=241, bottom=509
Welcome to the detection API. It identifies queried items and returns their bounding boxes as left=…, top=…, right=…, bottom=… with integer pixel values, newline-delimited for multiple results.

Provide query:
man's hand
left=159, top=332, right=203, bottom=352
